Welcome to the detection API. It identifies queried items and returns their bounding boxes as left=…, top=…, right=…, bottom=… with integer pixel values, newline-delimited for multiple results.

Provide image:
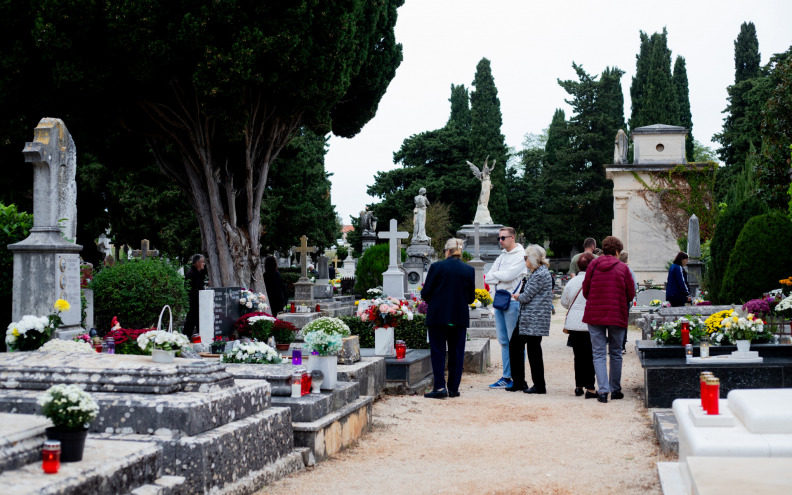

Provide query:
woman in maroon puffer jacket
left=582, top=236, right=635, bottom=403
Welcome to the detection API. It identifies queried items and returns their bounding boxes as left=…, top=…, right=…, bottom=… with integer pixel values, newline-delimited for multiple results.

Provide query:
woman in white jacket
left=560, top=252, right=596, bottom=398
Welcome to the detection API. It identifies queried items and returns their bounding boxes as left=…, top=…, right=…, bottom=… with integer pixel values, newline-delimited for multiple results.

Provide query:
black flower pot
left=46, top=426, right=88, bottom=462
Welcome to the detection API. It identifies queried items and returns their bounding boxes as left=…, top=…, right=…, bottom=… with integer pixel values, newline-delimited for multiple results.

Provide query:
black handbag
left=493, top=282, right=522, bottom=310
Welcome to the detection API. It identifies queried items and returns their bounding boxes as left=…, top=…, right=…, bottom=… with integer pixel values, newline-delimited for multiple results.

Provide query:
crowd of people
left=422, top=228, right=692, bottom=403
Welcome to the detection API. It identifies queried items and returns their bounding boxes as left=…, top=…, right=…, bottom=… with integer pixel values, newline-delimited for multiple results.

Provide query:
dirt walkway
left=259, top=302, right=669, bottom=495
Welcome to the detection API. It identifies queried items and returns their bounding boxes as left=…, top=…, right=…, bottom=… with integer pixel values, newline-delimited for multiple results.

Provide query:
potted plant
left=38, top=384, right=99, bottom=462
left=302, top=317, right=350, bottom=389
left=221, top=341, right=280, bottom=364
left=136, top=329, right=191, bottom=363
left=722, top=313, right=764, bottom=352
left=248, top=315, right=276, bottom=342
left=356, top=296, right=413, bottom=356
left=272, top=320, right=299, bottom=350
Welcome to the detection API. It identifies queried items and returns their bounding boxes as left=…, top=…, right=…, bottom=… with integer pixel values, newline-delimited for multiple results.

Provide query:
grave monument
left=456, top=157, right=505, bottom=271
left=292, top=235, right=317, bottom=305
left=405, top=187, right=434, bottom=290
left=378, top=219, right=408, bottom=299
left=360, top=208, right=377, bottom=252
left=8, top=118, right=83, bottom=339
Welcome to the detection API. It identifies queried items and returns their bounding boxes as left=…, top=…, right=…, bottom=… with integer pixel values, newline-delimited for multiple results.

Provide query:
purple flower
left=416, top=301, right=428, bottom=315
left=742, top=298, right=771, bottom=315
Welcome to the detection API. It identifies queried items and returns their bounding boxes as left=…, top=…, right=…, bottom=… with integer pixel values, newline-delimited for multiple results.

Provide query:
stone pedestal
left=361, top=234, right=377, bottom=252
left=687, top=259, right=703, bottom=297
left=382, top=268, right=406, bottom=300
left=293, top=279, right=315, bottom=305
left=469, top=259, right=486, bottom=290
left=8, top=228, right=83, bottom=338
left=456, top=223, right=504, bottom=272
left=404, top=242, right=434, bottom=291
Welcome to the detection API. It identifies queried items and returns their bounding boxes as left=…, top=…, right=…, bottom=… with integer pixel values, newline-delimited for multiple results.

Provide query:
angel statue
left=467, top=156, right=496, bottom=224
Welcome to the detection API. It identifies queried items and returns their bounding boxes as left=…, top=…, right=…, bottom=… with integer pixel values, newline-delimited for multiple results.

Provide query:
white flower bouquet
left=136, top=330, right=191, bottom=354
left=356, top=297, right=415, bottom=327
left=721, top=313, right=764, bottom=342
left=239, top=289, right=269, bottom=312
left=39, top=339, right=96, bottom=354
left=302, top=317, right=350, bottom=356
left=221, top=341, right=280, bottom=364
left=38, top=384, right=99, bottom=431
left=6, top=315, right=50, bottom=351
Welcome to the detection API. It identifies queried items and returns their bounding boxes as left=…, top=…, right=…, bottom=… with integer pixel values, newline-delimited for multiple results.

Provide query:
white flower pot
left=152, top=349, right=176, bottom=363
left=312, top=355, right=337, bottom=389
left=735, top=340, right=751, bottom=353
left=375, top=327, right=395, bottom=357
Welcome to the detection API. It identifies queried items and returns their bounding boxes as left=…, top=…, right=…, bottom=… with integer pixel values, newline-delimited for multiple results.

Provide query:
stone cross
left=292, top=235, right=317, bottom=279
left=378, top=219, right=409, bottom=269
left=130, top=239, right=160, bottom=260
left=330, top=256, right=341, bottom=270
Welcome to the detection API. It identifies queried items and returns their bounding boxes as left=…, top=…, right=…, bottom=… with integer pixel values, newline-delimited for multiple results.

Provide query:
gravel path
left=259, top=302, right=670, bottom=494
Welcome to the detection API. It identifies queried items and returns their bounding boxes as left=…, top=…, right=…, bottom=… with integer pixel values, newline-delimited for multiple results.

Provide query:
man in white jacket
left=485, top=227, right=528, bottom=388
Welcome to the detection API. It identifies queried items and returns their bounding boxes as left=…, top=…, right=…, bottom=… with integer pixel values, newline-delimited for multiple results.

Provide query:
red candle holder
left=191, top=334, right=202, bottom=344
left=700, top=372, right=713, bottom=411
left=301, top=372, right=312, bottom=396
left=290, top=302, right=296, bottom=313
left=315, top=304, right=321, bottom=313
left=681, top=322, right=690, bottom=346
left=42, top=440, right=61, bottom=474
left=706, top=377, right=720, bottom=415
left=395, top=341, right=407, bottom=359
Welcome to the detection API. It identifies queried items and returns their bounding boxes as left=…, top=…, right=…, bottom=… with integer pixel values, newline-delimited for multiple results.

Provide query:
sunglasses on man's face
left=498, top=236, right=513, bottom=241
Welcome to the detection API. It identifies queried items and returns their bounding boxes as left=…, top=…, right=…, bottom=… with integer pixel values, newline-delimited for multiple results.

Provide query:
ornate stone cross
left=131, top=239, right=160, bottom=260
left=378, top=219, right=409, bottom=269
left=292, top=235, right=317, bottom=280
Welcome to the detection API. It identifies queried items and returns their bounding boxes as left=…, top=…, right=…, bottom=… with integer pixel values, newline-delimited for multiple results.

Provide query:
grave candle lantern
left=291, top=371, right=302, bottom=398
left=42, top=440, right=61, bottom=474
left=290, top=302, right=296, bottom=313
left=292, top=346, right=302, bottom=366
left=395, top=340, right=407, bottom=359
left=681, top=321, right=690, bottom=346
left=706, top=377, right=720, bottom=415
left=301, top=371, right=312, bottom=396
left=700, top=372, right=713, bottom=411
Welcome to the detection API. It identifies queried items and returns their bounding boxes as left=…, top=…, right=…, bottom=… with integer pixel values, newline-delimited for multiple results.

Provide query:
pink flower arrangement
left=356, top=297, right=415, bottom=328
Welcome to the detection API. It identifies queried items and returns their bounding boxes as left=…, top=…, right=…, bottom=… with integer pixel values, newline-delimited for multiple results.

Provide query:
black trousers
left=509, top=332, right=545, bottom=390
left=427, top=324, right=467, bottom=393
left=569, top=331, right=595, bottom=389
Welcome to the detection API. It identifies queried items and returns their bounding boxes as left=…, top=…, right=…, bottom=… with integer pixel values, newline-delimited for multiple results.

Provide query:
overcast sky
left=325, top=0, right=792, bottom=225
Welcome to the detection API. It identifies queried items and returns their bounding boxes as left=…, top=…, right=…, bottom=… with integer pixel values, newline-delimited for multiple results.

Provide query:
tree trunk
left=141, top=83, right=299, bottom=298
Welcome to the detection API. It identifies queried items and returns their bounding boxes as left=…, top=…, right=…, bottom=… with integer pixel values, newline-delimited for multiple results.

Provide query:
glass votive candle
left=105, top=336, right=115, bottom=354
left=292, top=346, right=302, bottom=366
left=699, top=336, right=710, bottom=358
left=42, top=440, right=61, bottom=474
left=395, top=340, right=407, bottom=359
left=301, top=371, right=312, bottom=396
left=291, top=370, right=303, bottom=398
left=191, top=334, right=202, bottom=344
left=685, top=344, right=693, bottom=363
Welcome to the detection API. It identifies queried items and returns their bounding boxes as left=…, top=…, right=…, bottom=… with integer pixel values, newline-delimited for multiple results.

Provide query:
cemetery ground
left=259, top=301, right=668, bottom=495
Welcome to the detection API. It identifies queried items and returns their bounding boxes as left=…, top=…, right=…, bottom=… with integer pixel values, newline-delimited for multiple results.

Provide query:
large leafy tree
left=469, top=58, right=510, bottom=224
left=4, top=0, right=403, bottom=292
left=543, top=64, right=625, bottom=254
left=260, top=128, right=339, bottom=255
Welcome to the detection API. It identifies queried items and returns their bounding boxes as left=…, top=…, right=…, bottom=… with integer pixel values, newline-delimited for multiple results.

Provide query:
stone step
left=0, top=413, right=50, bottom=475
left=277, top=312, right=321, bottom=330
left=0, top=438, right=162, bottom=495
left=128, top=476, right=186, bottom=495
left=0, top=379, right=272, bottom=437
left=96, top=406, right=299, bottom=494
left=334, top=295, right=355, bottom=304
left=652, top=408, right=679, bottom=454
left=337, top=356, right=386, bottom=397
left=271, top=381, right=360, bottom=422
left=292, top=395, right=374, bottom=462
left=467, top=326, right=496, bottom=339
left=460, top=338, right=491, bottom=374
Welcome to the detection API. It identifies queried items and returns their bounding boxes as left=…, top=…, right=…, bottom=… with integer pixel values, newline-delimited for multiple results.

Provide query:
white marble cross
left=378, top=219, right=408, bottom=269
left=292, top=235, right=317, bottom=279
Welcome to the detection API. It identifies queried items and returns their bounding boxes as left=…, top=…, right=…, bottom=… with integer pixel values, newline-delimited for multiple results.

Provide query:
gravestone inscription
left=210, top=287, right=242, bottom=338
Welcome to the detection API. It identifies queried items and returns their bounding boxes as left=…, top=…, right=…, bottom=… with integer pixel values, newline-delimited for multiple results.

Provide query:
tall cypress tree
left=448, top=84, right=471, bottom=131
left=735, top=21, right=761, bottom=83
left=630, top=28, right=679, bottom=130
left=714, top=22, right=763, bottom=170
left=673, top=56, right=695, bottom=161
left=544, top=109, right=568, bottom=166
left=469, top=58, right=509, bottom=224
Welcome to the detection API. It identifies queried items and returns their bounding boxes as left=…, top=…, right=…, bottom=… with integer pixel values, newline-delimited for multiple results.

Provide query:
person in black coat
left=184, top=254, right=207, bottom=336
left=420, top=238, right=476, bottom=399
left=263, top=255, right=287, bottom=316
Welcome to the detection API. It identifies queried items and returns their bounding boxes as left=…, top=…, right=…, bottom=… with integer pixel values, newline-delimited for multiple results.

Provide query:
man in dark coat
left=420, top=238, right=476, bottom=399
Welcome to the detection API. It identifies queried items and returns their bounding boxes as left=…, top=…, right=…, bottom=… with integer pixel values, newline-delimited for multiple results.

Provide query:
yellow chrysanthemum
left=54, top=299, right=71, bottom=312
left=354, top=300, right=360, bottom=306
left=12, top=328, right=19, bottom=337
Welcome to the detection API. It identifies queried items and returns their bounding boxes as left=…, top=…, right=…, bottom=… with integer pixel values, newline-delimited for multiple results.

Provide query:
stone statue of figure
left=467, top=156, right=496, bottom=224
left=412, top=187, right=431, bottom=243
left=360, top=209, right=377, bottom=234
left=614, top=129, right=628, bottom=165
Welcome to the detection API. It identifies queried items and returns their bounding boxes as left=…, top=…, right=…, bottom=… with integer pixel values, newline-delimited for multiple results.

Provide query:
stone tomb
left=361, top=348, right=433, bottom=395
left=0, top=352, right=305, bottom=494
left=657, top=389, right=792, bottom=495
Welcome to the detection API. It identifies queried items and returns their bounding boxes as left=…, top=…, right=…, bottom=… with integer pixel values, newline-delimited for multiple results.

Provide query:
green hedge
left=720, top=211, right=792, bottom=304
left=708, top=197, right=766, bottom=303
left=339, top=315, right=429, bottom=349
left=352, top=243, right=407, bottom=297
left=90, top=259, right=188, bottom=332
left=281, top=271, right=300, bottom=298
left=0, top=203, right=33, bottom=326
